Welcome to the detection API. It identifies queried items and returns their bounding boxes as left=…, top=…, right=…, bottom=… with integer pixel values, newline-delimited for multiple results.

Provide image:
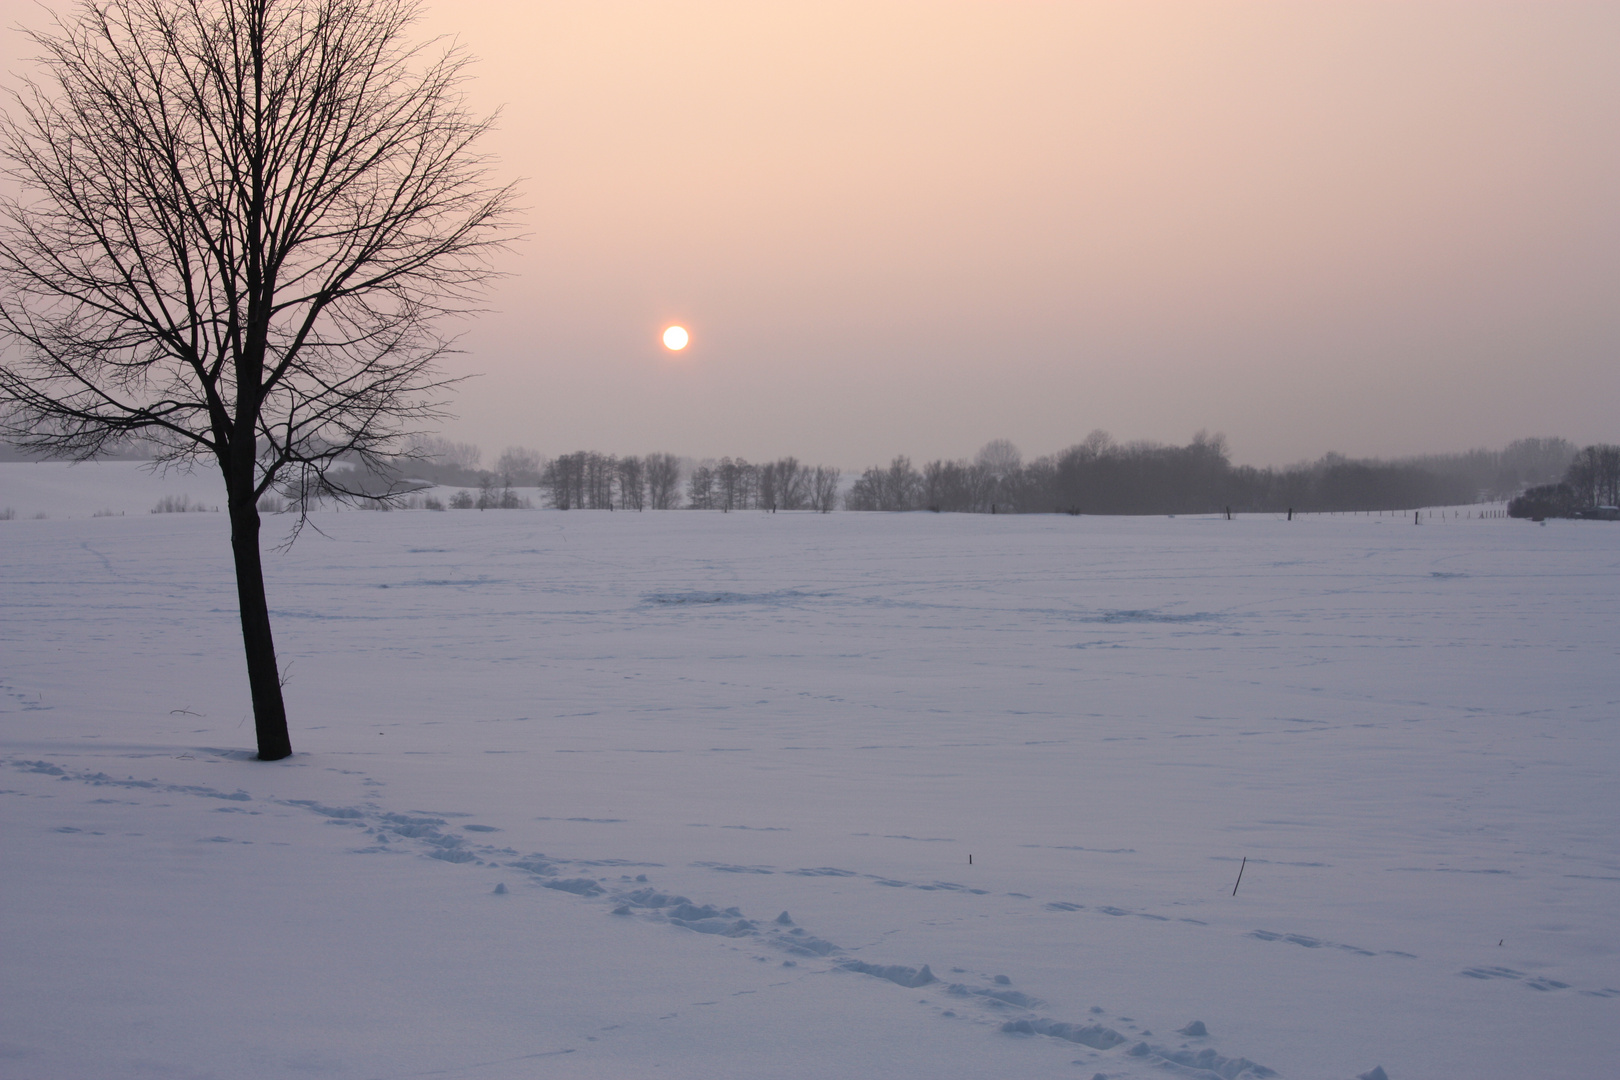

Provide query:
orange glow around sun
left=662, top=325, right=689, bottom=351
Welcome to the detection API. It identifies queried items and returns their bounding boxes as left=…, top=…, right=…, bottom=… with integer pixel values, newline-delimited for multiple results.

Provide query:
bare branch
left=1, top=0, right=515, bottom=492
left=0, top=0, right=518, bottom=760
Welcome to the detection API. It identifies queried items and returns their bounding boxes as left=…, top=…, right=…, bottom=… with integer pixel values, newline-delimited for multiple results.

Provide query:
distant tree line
left=685, top=457, right=841, bottom=513
left=539, top=451, right=682, bottom=510
left=847, top=434, right=1587, bottom=515
left=11, top=431, right=1599, bottom=518
left=377, top=432, right=1597, bottom=516
left=541, top=452, right=838, bottom=512
left=1507, top=444, right=1620, bottom=519
left=383, top=440, right=840, bottom=512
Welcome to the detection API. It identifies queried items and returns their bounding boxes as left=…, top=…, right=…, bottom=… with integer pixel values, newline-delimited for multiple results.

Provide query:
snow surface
left=2, top=462, right=1618, bottom=1079
left=0, top=459, right=228, bottom=520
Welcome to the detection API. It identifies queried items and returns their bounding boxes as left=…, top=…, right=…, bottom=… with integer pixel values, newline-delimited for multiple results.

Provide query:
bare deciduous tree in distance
left=1565, top=444, right=1620, bottom=509
left=773, top=456, right=808, bottom=511
left=686, top=461, right=715, bottom=509
left=644, top=453, right=680, bottom=509
left=0, top=0, right=516, bottom=760
left=494, top=446, right=542, bottom=488
left=809, top=465, right=840, bottom=513
left=615, top=454, right=645, bottom=511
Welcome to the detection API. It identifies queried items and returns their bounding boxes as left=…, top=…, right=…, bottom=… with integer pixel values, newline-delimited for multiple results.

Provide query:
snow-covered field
left=2, top=462, right=1617, bottom=1080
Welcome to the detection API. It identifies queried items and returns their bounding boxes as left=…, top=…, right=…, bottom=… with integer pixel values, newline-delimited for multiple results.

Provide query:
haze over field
left=3, top=5, right=1617, bottom=1076
left=6, top=1, right=1614, bottom=467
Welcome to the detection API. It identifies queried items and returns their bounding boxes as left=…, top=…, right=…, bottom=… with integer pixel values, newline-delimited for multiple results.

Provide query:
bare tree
left=921, top=458, right=991, bottom=512
left=845, top=466, right=883, bottom=511
left=0, top=0, right=515, bottom=759
left=755, top=460, right=777, bottom=512
left=615, top=454, right=644, bottom=510
left=494, top=446, right=542, bottom=487
left=975, top=439, right=1021, bottom=479
left=774, top=456, right=808, bottom=510
left=686, top=461, right=715, bottom=509
left=880, top=455, right=921, bottom=510
left=1565, top=444, right=1620, bottom=509
left=644, top=452, right=680, bottom=509
left=541, top=453, right=579, bottom=511
left=974, top=439, right=1021, bottom=511
left=809, top=464, right=840, bottom=513
left=845, top=456, right=919, bottom=511
left=584, top=451, right=616, bottom=508
left=715, top=456, right=751, bottom=511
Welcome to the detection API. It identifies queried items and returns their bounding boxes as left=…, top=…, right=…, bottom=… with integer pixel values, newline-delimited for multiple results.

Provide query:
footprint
left=19, top=754, right=1298, bottom=1078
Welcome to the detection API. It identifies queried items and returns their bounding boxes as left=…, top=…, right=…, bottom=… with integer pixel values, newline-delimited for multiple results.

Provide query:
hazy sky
left=8, top=1, right=1619, bottom=468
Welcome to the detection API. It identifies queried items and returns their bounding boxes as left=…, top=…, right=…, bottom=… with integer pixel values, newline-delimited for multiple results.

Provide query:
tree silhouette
left=0, top=0, right=515, bottom=759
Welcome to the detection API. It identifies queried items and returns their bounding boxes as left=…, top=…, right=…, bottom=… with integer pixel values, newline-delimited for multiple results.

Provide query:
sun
left=662, top=325, right=689, bottom=351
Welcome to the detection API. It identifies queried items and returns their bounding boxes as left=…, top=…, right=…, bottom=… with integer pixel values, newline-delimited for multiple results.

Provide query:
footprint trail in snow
left=5, top=753, right=1450, bottom=1079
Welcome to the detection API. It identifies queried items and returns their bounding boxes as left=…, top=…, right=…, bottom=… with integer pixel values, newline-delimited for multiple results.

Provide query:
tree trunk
left=228, top=495, right=292, bottom=760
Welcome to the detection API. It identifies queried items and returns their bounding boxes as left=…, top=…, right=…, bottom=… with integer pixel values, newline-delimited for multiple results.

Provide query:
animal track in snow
left=1459, top=966, right=1573, bottom=992
left=5, top=754, right=1417, bottom=1077
left=1249, top=929, right=1389, bottom=958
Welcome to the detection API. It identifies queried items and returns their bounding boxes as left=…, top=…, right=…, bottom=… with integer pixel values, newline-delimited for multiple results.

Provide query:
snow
left=3, top=462, right=1618, bottom=1079
left=0, top=459, right=227, bottom=519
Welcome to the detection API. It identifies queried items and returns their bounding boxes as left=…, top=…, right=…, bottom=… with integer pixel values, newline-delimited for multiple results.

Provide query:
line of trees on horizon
left=4, top=431, right=1603, bottom=518
left=1507, top=444, right=1620, bottom=519
left=384, top=441, right=843, bottom=513
left=364, top=432, right=1592, bottom=516
left=845, top=434, right=1589, bottom=515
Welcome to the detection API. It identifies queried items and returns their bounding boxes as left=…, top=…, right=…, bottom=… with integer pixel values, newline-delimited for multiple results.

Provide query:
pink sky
left=8, top=1, right=1618, bottom=467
